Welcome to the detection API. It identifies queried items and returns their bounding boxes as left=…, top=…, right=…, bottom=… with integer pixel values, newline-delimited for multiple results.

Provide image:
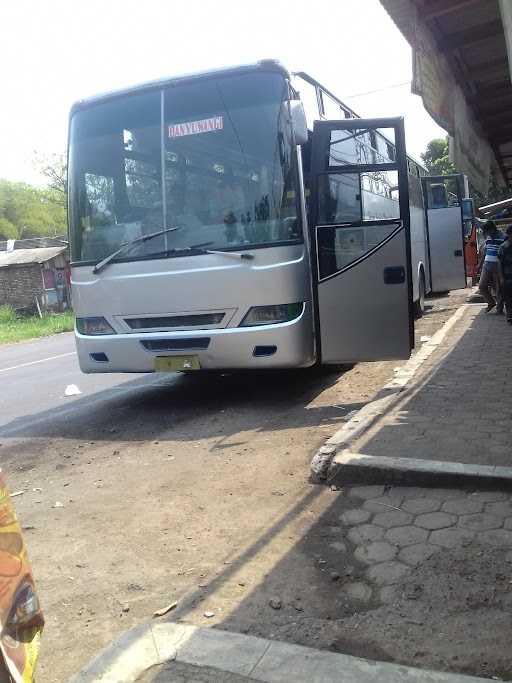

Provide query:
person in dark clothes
left=498, top=225, right=512, bottom=324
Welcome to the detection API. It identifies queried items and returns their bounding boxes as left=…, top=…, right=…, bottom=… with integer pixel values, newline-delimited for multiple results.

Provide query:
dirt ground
left=0, top=291, right=469, bottom=682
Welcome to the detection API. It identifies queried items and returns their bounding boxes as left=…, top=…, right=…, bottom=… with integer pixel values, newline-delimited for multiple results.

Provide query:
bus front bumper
left=75, top=305, right=315, bottom=373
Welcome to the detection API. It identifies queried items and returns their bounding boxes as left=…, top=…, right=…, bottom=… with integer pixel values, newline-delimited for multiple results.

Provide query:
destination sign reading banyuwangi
left=168, top=116, right=224, bottom=138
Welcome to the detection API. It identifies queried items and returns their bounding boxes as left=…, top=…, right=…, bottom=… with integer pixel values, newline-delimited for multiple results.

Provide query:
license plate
left=154, top=355, right=201, bottom=372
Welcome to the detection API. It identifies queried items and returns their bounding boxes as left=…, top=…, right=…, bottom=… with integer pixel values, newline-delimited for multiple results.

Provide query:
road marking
left=0, top=351, right=76, bottom=374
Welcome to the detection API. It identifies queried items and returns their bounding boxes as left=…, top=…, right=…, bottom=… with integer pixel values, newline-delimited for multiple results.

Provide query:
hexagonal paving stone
left=458, top=513, right=502, bottom=531
left=347, top=524, right=384, bottom=545
left=386, top=487, right=427, bottom=500
left=363, top=495, right=404, bottom=513
left=349, top=486, right=384, bottom=500
left=372, top=510, right=413, bottom=528
left=402, top=498, right=441, bottom=515
left=385, top=525, right=429, bottom=547
left=427, top=488, right=467, bottom=501
left=354, top=541, right=397, bottom=565
left=485, top=501, right=512, bottom=517
left=442, top=498, right=483, bottom=515
left=340, top=581, right=373, bottom=602
left=329, top=541, right=347, bottom=552
left=467, top=491, right=507, bottom=504
left=477, top=529, right=512, bottom=547
left=399, top=543, right=439, bottom=566
left=415, top=512, right=457, bottom=530
left=430, top=527, right=474, bottom=549
left=503, top=518, right=512, bottom=530
left=379, top=585, right=398, bottom=604
left=340, top=509, right=371, bottom=526
left=366, top=561, right=409, bottom=585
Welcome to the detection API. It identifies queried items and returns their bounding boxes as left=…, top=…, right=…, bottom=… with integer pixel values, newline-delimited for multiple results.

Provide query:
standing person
left=478, top=221, right=505, bottom=312
left=498, top=225, right=512, bottom=324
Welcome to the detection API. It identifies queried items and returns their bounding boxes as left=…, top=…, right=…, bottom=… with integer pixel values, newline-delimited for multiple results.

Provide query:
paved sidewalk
left=353, top=303, right=511, bottom=467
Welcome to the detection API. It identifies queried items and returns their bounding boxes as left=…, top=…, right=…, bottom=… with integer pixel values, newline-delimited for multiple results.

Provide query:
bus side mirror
left=289, top=101, right=308, bottom=146
left=462, top=198, right=474, bottom=221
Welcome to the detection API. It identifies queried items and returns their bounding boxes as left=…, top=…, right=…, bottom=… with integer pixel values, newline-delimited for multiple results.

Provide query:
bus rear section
left=68, top=65, right=315, bottom=373
left=422, top=174, right=470, bottom=292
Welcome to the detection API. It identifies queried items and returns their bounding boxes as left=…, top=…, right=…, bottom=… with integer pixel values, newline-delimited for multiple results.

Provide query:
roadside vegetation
left=0, top=305, right=74, bottom=344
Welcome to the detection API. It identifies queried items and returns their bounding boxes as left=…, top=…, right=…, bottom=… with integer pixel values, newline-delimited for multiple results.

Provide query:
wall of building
left=0, top=264, right=44, bottom=311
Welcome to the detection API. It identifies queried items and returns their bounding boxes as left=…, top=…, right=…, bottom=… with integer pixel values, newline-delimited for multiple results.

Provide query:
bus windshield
left=68, top=71, right=301, bottom=264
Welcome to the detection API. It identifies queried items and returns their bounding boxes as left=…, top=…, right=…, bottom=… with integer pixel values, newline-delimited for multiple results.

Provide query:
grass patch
left=0, top=305, right=74, bottom=345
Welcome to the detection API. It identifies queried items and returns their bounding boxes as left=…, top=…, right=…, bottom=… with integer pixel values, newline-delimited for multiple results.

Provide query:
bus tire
left=414, top=270, right=426, bottom=319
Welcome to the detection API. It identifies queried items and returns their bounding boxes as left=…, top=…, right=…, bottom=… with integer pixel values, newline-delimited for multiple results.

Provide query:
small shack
left=0, top=246, right=71, bottom=313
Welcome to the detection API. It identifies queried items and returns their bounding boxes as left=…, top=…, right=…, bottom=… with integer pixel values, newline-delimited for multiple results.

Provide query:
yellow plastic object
left=0, top=472, right=43, bottom=683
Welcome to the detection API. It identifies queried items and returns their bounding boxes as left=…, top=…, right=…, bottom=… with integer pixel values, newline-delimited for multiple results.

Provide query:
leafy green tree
left=421, top=138, right=455, bottom=176
left=0, top=179, right=67, bottom=240
left=421, top=136, right=512, bottom=209
left=33, top=152, right=67, bottom=207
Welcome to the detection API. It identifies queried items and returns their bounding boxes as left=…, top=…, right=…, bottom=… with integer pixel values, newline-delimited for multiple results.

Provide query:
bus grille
left=125, top=313, right=224, bottom=330
left=140, top=338, right=211, bottom=351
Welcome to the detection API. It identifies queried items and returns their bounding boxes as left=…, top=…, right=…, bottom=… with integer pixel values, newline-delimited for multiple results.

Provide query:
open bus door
left=421, top=174, right=467, bottom=292
left=310, top=117, right=414, bottom=363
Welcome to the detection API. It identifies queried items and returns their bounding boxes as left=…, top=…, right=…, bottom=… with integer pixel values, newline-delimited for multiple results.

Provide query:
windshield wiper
left=204, top=249, right=254, bottom=260
left=93, top=226, right=182, bottom=274
left=166, top=243, right=254, bottom=260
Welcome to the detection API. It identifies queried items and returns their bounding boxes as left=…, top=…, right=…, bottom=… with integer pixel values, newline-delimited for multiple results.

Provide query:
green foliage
left=0, top=178, right=67, bottom=240
left=0, top=305, right=16, bottom=324
left=421, top=136, right=511, bottom=209
left=421, top=138, right=455, bottom=176
left=33, top=152, right=67, bottom=207
left=0, top=309, right=74, bottom=344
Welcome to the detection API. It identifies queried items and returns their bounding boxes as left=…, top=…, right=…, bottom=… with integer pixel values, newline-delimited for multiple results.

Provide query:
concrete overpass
left=381, top=0, right=512, bottom=192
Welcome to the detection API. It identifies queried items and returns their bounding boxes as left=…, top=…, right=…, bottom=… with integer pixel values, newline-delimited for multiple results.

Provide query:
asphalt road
left=0, top=333, right=175, bottom=438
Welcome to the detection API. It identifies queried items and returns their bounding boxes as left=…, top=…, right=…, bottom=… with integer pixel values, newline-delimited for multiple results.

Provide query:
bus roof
left=69, top=60, right=289, bottom=115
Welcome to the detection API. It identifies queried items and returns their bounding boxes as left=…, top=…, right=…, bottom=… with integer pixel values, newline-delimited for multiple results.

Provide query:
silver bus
left=68, top=60, right=467, bottom=373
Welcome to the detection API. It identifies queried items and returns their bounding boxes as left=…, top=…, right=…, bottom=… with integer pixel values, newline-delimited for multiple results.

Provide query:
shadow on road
left=0, top=365, right=357, bottom=450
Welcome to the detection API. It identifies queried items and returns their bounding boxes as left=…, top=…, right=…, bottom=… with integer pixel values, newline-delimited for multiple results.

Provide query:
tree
left=421, top=138, right=455, bottom=176
left=33, top=152, right=67, bottom=207
left=421, top=136, right=512, bottom=209
left=0, top=179, right=67, bottom=240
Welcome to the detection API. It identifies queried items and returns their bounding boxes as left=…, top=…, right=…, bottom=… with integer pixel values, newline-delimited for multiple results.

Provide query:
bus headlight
left=240, top=303, right=303, bottom=327
left=75, top=317, right=116, bottom=335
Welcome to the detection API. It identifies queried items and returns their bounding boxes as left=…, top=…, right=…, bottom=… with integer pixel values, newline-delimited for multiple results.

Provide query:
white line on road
left=0, top=351, right=76, bottom=374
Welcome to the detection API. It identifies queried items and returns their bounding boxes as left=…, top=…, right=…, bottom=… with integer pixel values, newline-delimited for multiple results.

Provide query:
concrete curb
left=310, top=303, right=468, bottom=482
left=330, top=451, right=512, bottom=490
left=69, top=621, right=490, bottom=683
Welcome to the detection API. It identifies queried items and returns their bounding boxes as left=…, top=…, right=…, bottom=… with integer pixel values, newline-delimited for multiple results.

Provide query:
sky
left=0, top=0, right=446, bottom=185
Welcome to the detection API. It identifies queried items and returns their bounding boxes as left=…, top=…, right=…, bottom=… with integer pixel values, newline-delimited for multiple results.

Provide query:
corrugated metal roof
left=0, top=247, right=67, bottom=268
left=0, top=236, right=67, bottom=251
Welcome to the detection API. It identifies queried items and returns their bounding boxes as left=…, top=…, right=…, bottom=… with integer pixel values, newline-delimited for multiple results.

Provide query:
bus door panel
left=422, top=176, right=466, bottom=292
left=310, top=118, right=413, bottom=363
